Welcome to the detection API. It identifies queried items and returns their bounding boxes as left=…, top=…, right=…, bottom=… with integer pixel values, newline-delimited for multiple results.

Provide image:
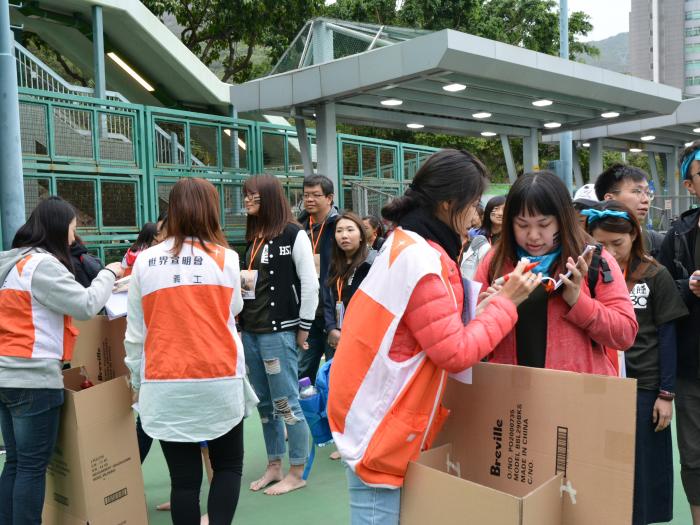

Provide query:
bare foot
left=200, top=514, right=209, bottom=525
left=329, top=450, right=341, bottom=460
left=250, top=462, right=283, bottom=491
left=156, top=501, right=171, bottom=511
left=264, top=472, right=306, bottom=496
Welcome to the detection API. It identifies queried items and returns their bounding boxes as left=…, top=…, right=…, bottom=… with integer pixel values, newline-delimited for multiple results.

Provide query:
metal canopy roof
left=11, top=0, right=230, bottom=110
left=232, top=28, right=682, bottom=138
left=543, top=98, right=700, bottom=152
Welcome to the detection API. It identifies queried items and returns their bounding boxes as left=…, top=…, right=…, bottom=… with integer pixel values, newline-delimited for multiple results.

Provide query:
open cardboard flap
left=432, top=362, right=636, bottom=525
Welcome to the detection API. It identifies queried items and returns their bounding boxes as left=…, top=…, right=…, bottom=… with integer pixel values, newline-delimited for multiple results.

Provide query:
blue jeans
left=346, top=466, right=400, bottom=525
left=0, top=388, right=63, bottom=525
left=298, top=317, right=334, bottom=385
left=243, top=331, right=309, bottom=465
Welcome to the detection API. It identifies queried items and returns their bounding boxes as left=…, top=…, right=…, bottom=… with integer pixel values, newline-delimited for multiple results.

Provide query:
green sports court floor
left=0, top=413, right=694, bottom=523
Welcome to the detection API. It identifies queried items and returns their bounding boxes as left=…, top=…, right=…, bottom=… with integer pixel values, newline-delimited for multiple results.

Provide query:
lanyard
left=309, top=216, right=327, bottom=255
left=247, top=238, right=266, bottom=271
left=336, top=278, right=344, bottom=302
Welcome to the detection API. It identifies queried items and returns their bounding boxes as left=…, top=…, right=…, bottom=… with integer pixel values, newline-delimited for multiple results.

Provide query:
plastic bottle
left=299, top=377, right=318, bottom=399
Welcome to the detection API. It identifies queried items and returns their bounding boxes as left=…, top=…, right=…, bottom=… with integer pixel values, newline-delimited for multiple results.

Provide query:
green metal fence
left=15, top=88, right=438, bottom=258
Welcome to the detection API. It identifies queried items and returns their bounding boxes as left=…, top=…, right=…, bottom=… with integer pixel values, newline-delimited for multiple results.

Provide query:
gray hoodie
left=0, top=247, right=116, bottom=389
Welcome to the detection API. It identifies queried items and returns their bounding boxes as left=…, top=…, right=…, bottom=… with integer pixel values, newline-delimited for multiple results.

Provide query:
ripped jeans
left=242, top=330, right=310, bottom=466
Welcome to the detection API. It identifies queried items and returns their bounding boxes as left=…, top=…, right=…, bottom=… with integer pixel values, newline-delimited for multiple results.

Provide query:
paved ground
left=0, top=413, right=693, bottom=524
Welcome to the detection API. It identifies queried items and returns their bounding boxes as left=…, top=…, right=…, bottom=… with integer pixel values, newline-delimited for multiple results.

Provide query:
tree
left=142, top=0, right=323, bottom=83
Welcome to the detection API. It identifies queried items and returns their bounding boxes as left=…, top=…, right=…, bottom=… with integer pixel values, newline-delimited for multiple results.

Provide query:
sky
left=326, top=1, right=632, bottom=43
left=568, top=0, right=631, bottom=42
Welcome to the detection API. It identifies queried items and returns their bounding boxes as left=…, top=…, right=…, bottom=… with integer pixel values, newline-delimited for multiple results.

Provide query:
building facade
left=629, top=0, right=696, bottom=96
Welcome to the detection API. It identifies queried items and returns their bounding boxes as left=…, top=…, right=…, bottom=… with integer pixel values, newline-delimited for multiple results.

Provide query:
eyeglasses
left=243, top=193, right=260, bottom=201
left=611, top=189, right=655, bottom=201
left=303, top=193, right=326, bottom=199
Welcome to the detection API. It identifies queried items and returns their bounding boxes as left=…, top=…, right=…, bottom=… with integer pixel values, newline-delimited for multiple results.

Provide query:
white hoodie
left=0, top=247, right=115, bottom=389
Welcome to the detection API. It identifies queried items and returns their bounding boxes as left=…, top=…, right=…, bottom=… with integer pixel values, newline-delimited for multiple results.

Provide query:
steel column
left=559, top=0, right=573, bottom=194
left=500, top=134, right=517, bottom=183
left=0, top=0, right=25, bottom=248
left=316, top=102, right=339, bottom=197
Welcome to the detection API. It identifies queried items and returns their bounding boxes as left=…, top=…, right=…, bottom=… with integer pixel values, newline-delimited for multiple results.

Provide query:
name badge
left=240, top=269, right=258, bottom=300
left=335, top=301, right=345, bottom=329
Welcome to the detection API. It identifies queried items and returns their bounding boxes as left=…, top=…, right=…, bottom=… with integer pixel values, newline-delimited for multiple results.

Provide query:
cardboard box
left=42, top=316, right=147, bottom=525
left=401, top=363, right=636, bottom=525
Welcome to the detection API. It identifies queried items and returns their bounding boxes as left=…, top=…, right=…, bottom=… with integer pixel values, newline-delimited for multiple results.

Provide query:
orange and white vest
left=327, top=228, right=455, bottom=488
left=0, top=253, right=79, bottom=361
left=134, top=238, right=245, bottom=383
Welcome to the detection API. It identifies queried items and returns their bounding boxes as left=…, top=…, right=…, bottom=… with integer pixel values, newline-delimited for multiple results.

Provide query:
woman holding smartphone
left=474, top=171, right=638, bottom=374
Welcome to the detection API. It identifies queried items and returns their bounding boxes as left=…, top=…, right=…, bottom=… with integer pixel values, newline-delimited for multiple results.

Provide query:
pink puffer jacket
left=389, top=240, right=518, bottom=370
left=473, top=249, right=638, bottom=375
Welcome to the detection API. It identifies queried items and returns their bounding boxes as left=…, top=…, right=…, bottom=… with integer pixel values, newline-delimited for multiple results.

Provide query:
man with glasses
left=297, top=175, right=339, bottom=385
left=658, top=140, right=700, bottom=525
left=595, top=163, right=664, bottom=258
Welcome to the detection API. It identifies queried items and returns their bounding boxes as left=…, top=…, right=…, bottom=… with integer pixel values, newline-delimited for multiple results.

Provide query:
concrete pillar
left=500, top=134, right=517, bottom=183
left=647, top=152, right=661, bottom=197
left=294, top=112, right=314, bottom=177
left=572, top=146, right=583, bottom=188
left=589, top=138, right=604, bottom=183
left=316, top=102, right=338, bottom=197
left=523, top=128, right=539, bottom=173
left=0, top=0, right=25, bottom=248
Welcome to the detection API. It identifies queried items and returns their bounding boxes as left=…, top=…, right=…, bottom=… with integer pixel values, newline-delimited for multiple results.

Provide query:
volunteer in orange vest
left=0, top=197, right=123, bottom=525
left=474, top=171, right=638, bottom=374
left=125, top=178, right=256, bottom=525
left=240, top=174, right=319, bottom=496
left=327, top=149, right=541, bottom=524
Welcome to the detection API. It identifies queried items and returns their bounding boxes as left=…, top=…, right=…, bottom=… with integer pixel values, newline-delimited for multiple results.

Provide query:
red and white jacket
left=327, top=228, right=518, bottom=488
left=473, top=249, right=638, bottom=375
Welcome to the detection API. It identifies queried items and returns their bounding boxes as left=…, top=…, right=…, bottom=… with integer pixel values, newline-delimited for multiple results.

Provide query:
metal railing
left=14, top=40, right=126, bottom=101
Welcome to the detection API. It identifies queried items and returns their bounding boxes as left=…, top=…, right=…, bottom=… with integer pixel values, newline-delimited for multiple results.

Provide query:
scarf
left=398, top=207, right=462, bottom=261
left=515, top=246, right=562, bottom=277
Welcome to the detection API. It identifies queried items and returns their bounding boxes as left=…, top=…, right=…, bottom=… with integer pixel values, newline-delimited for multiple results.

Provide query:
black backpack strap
left=587, top=243, right=613, bottom=299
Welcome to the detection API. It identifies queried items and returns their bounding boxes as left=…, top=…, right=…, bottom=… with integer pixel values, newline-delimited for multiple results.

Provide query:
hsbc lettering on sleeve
left=629, top=283, right=649, bottom=309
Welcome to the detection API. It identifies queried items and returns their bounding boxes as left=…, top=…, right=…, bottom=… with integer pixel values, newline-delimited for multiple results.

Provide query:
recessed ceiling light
left=630, top=148, right=643, bottom=153
left=480, top=131, right=497, bottom=137
left=472, top=112, right=492, bottom=119
left=640, top=135, right=656, bottom=141
left=443, top=83, right=467, bottom=92
left=601, top=111, right=620, bottom=119
left=381, top=98, right=403, bottom=106
left=693, top=128, right=700, bottom=133
left=582, top=143, right=591, bottom=148
left=532, top=99, right=553, bottom=107
left=544, top=122, right=562, bottom=129
left=406, top=123, right=424, bottom=129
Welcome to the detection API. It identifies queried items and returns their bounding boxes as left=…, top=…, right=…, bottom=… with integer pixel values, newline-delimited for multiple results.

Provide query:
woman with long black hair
left=0, top=197, right=123, bottom=524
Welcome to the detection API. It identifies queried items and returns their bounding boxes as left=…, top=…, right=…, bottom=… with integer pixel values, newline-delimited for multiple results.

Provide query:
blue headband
left=681, top=150, right=700, bottom=180
left=580, top=208, right=630, bottom=225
